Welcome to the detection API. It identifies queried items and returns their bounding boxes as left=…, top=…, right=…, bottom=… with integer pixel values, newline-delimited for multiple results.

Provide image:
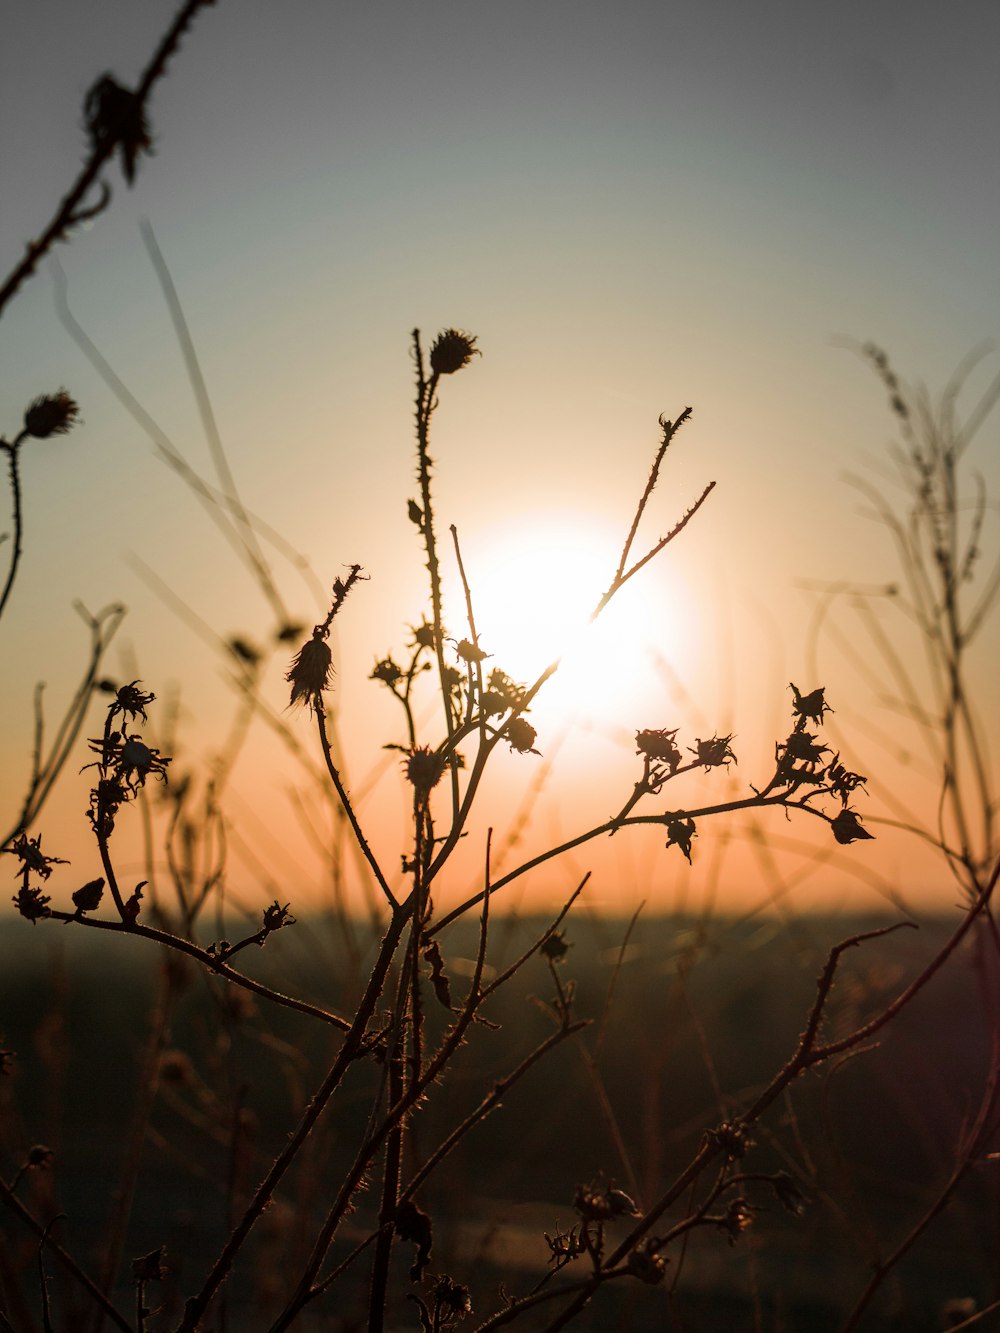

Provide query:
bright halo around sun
left=450, top=513, right=696, bottom=733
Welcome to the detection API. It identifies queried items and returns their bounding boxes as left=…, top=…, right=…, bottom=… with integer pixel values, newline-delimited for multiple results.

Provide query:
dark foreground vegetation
left=1, top=912, right=996, bottom=1332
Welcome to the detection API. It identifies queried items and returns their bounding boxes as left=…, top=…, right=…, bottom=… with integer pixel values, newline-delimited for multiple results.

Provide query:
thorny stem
left=398, top=1021, right=590, bottom=1207
left=367, top=1055, right=404, bottom=1333
left=428, top=792, right=834, bottom=937
left=0, top=434, right=27, bottom=620
left=413, top=333, right=455, bottom=743
left=0, top=0, right=217, bottom=318
left=841, top=1032, right=1000, bottom=1331
left=270, top=877, right=498, bottom=1330
left=90, top=975, right=173, bottom=1333
left=316, top=702, right=398, bottom=908
left=538, top=866, right=999, bottom=1331
left=0, top=1178, right=133, bottom=1333
left=45, top=907, right=351, bottom=1030
left=176, top=908, right=410, bottom=1333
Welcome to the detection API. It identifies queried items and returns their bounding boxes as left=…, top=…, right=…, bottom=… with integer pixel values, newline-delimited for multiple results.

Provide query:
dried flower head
left=405, top=745, right=447, bottom=795
left=411, top=621, right=437, bottom=650
left=826, top=753, right=868, bottom=804
left=12, top=884, right=51, bottom=923
left=430, top=328, right=479, bottom=376
left=790, top=682, right=831, bottom=728
left=95, top=736, right=170, bottom=793
left=540, top=930, right=570, bottom=961
left=665, top=815, right=696, bottom=863
left=430, top=1273, right=472, bottom=1319
left=286, top=634, right=333, bottom=709
left=506, top=717, right=538, bottom=754
left=110, top=681, right=155, bottom=723
left=627, top=1241, right=668, bottom=1285
left=371, top=657, right=403, bottom=686
left=262, top=900, right=295, bottom=937
left=23, top=390, right=80, bottom=439
left=4, top=831, right=67, bottom=881
left=636, top=728, right=681, bottom=770
left=689, top=733, right=737, bottom=771
left=455, top=638, right=487, bottom=665
left=706, top=1119, right=753, bottom=1160
left=720, top=1198, right=755, bottom=1245
left=85, top=75, right=153, bottom=184
left=781, top=731, right=829, bottom=767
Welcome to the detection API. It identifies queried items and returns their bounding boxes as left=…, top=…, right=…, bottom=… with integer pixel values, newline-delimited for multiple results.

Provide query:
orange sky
left=1, top=1, right=998, bottom=925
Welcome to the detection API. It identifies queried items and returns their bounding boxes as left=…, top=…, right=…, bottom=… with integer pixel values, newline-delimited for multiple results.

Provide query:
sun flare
left=449, top=514, right=696, bottom=734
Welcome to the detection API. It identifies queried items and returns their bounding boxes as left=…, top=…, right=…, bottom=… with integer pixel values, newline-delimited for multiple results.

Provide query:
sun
left=446, top=512, right=697, bottom=734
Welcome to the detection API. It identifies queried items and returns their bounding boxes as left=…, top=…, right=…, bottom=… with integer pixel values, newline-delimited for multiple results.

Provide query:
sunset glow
left=451, top=515, right=697, bottom=730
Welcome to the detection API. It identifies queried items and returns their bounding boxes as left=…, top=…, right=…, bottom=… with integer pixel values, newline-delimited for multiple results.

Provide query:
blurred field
left=1, top=909, right=994, bottom=1331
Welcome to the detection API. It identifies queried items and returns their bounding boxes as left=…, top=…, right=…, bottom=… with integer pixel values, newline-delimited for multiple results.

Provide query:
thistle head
left=429, top=329, right=479, bottom=376
left=286, top=634, right=333, bottom=709
left=24, top=391, right=80, bottom=439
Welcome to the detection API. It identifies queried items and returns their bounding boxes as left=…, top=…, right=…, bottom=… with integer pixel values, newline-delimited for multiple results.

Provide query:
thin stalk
left=175, top=907, right=409, bottom=1333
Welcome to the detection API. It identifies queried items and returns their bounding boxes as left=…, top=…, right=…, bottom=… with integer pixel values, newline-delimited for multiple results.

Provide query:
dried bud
left=480, top=690, right=507, bottom=718
left=456, top=638, right=487, bottom=664
left=627, top=1241, right=667, bottom=1285
left=371, top=658, right=403, bottom=686
left=707, top=1120, right=753, bottom=1160
left=689, top=733, right=737, bottom=771
left=85, top=75, right=153, bottom=184
left=429, top=328, right=479, bottom=376
left=12, top=885, right=51, bottom=922
left=395, top=1199, right=433, bottom=1282
left=407, top=499, right=423, bottom=525
left=789, top=682, right=832, bottom=728
left=636, top=728, right=681, bottom=770
left=24, top=390, right=80, bottom=439
left=540, top=930, right=570, bottom=961
left=431, top=1274, right=471, bottom=1317
left=4, top=831, right=67, bottom=881
left=286, top=634, right=333, bottom=709
left=412, top=621, right=437, bottom=649
left=131, top=1246, right=166, bottom=1283
left=506, top=717, right=538, bottom=754
left=405, top=746, right=447, bottom=795
left=720, top=1198, right=755, bottom=1245
left=111, top=681, right=155, bottom=722
left=262, top=900, right=295, bottom=936
left=831, top=808, right=875, bottom=844
left=72, top=878, right=105, bottom=913
left=782, top=731, right=829, bottom=766
left=772, top=1170, right=808, bottom=1217
left=665, top=815, right=696, bottom=863
left=228, top=637, right=261, bottom=666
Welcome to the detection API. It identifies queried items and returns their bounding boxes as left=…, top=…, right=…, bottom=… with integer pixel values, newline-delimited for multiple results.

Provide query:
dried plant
left=1, top=7, right=998, bottom=1333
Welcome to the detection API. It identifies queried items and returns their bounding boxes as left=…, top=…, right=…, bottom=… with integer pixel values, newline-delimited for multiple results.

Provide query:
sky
left=1, top=0, right=998, bottom=924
